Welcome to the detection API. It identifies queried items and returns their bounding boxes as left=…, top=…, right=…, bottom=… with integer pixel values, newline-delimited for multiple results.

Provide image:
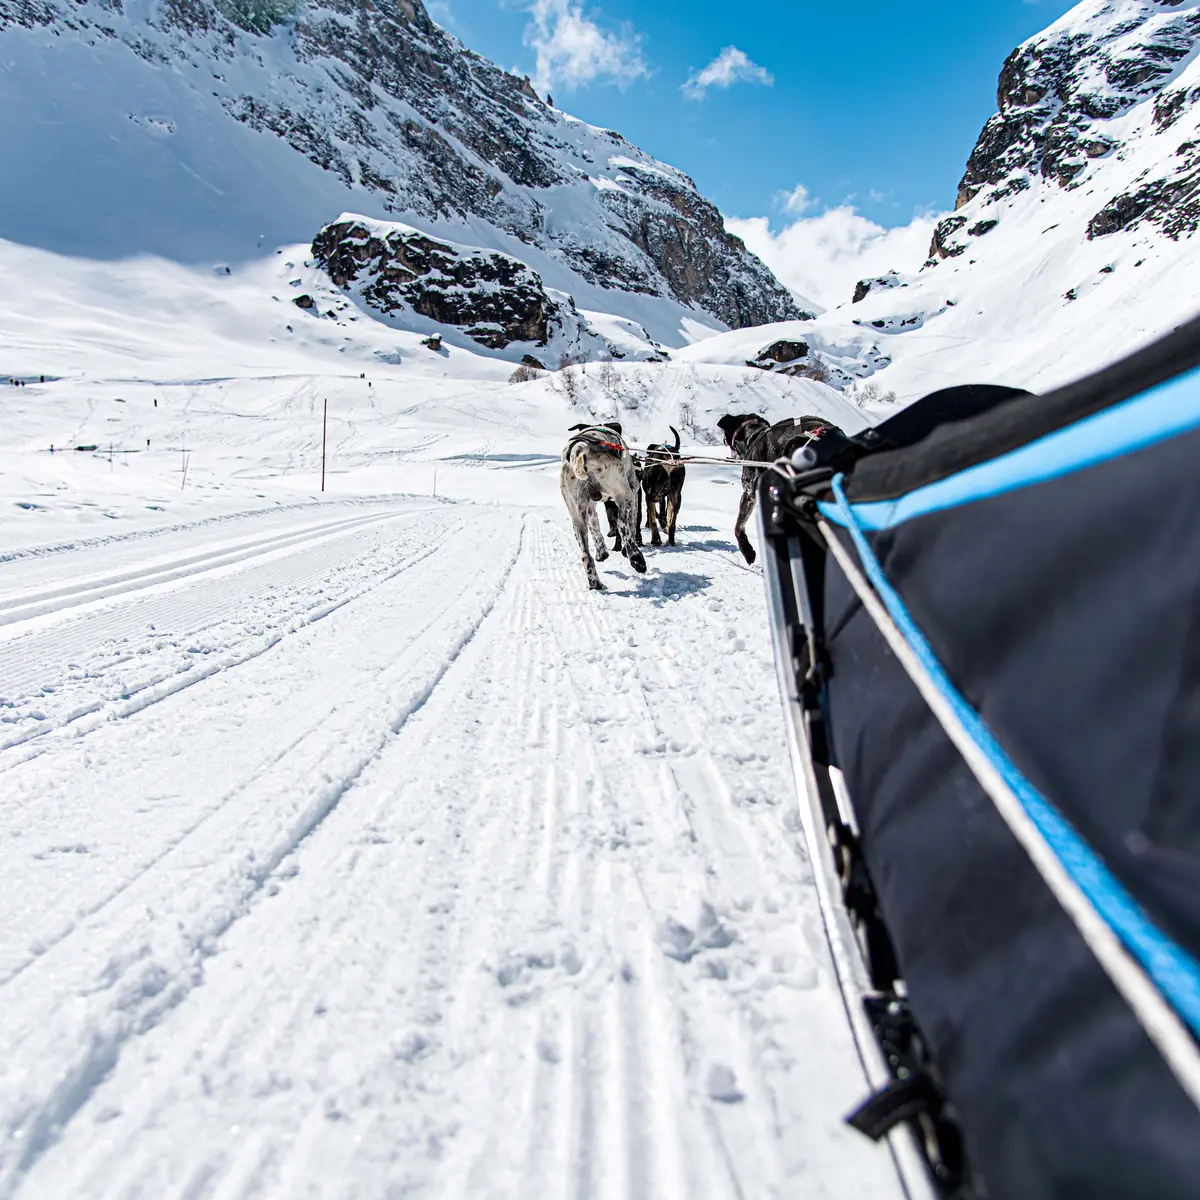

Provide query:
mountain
left=0, top=0, right=800, bottom=342
left=937, top=0, right=1200, bottom=260
left=712, top=0, right=1200, bottom=407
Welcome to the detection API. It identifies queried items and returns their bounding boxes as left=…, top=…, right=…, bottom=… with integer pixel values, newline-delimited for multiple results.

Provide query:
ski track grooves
left=0, top=508, right=441, bottom=764
left=1, top=513, right=905, bottom=1200
left=0, top=509, right=406, bottom=629
left=0, top=510, right=524, bottom=1197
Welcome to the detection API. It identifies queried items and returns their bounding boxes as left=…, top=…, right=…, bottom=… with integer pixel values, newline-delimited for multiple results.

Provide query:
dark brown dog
left=641, top=426, right=685, bottom=547
left=716, top=414, right=842, bottom=564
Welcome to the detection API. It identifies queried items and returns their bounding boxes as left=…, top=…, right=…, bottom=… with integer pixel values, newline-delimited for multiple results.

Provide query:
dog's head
left=717, top=414, right=768, bottom=455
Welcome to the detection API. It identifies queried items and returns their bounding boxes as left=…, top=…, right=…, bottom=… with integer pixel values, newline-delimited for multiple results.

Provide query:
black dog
left=641, top=426, right=685, bottom=547
left=717, top=414, right=841, bottom=564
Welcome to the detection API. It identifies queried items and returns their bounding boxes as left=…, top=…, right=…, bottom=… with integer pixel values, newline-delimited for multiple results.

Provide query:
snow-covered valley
left=0, top=475, right=908, bottom=1200
left=0, top=230, right=893, bottom=1198
left=3, top=0, right=1200, bottom=1192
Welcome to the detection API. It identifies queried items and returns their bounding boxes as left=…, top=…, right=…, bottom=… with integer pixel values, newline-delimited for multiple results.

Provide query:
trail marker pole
left=433, top=467, right=438, bottom=498
left=322, top=398, right=328, bottom=493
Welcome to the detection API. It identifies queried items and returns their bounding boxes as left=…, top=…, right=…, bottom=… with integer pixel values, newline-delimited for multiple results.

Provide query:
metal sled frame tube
left=820, top=477, right=1200, bottom=1110
left=760, top=526, right=938, bottom=1200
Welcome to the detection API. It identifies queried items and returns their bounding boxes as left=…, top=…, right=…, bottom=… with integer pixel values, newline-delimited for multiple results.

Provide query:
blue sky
left=435, top=0, right=1080, bottom=234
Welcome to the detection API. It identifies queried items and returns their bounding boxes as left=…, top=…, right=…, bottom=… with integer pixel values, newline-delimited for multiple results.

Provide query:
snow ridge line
left=0, top=495, right=425, bottom=567
left=0, top=508, right=407, bottom=625
left=0, top=524, right=457, bottom=767
left=0, top=516, right=526, bottom=1194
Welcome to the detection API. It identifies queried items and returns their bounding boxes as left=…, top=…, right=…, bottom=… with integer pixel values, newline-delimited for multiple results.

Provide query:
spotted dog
left=640, top=426, right=686, bottom=547
left=717, top=414, right=842, bottom=564
left=562, top=422, right=647, bottom=590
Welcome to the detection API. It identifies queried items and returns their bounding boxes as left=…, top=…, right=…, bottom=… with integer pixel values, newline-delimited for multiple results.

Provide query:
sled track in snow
left=0, top=508, right=905, bottom=1199
left=0, top=511, right=525, bottom=1194
left=0, top=507, right=444, bottom=765
left=0, top=508, right=408, bottom=630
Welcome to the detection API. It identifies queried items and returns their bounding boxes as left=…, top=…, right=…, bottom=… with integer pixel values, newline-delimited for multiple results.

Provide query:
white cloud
left=524, top=0, right=648, bottom=95
left=780, top=183, right=814, bottom=215
left=727, top=201, right=945, bottom=310
left=683, top=46, right=773, bottom=101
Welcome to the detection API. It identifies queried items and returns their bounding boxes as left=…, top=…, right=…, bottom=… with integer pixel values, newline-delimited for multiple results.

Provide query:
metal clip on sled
left=758, top=319, right=1200, bottom=1200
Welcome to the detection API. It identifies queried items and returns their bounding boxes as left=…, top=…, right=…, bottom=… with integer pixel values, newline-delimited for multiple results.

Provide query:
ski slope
left=0, top=486, right=907, bottom=1199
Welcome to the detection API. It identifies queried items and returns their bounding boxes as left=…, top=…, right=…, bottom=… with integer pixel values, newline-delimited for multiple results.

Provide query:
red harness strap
left=573, top=427, right=627, bottom=454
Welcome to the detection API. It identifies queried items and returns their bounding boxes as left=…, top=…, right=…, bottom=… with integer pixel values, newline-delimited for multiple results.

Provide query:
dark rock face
left=929, top=215, right=969, bottom=261
left=4, top=0, right=798, bottom=329
left=951, top=1, right=1200, bottom=244
left=752, top=339, right=809, bottom=366
left=1087, top=141, right=1200, bottom=239
left=312, top=219, right=556, bottom=348
left=852, top=271, right=904, bottom=304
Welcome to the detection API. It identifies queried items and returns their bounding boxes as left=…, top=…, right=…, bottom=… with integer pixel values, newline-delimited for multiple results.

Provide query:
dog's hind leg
left=588, top=507, right=609, bottom=561
left=733, top=473, right=758, bottom=564
left=666, top=485, right=681, bottom=546
left=562, top=482, right=604, bottom=590
left=575, top=505, right=604, bottom=590
left=645, top=490, right=662, bottom=547
left=604, top=499, right=623, bottom=552
left=617, top=500, right=647, bottom=574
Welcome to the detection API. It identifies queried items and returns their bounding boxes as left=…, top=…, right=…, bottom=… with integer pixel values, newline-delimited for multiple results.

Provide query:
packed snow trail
left=0, top=501, right=905, bottom=1198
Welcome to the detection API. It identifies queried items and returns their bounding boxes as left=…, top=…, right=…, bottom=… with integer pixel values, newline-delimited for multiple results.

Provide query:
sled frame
left=757, top=469, right=979, bottom=1200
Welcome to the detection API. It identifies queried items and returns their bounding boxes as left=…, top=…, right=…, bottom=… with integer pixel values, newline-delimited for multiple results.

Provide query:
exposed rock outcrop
left=946, top=0, right=1200, bottom=253
left=852, top=271, right=904, bottom=303
left=313, top=219, right=556, bottom=349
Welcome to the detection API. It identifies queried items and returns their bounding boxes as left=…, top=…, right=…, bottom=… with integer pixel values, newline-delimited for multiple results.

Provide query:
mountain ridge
left=0, top=0, right=801, bottom=339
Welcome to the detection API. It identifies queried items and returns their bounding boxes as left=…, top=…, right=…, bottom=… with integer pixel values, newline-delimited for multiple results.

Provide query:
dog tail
left=570, top=443, right=589, bottom=480
left=668, top=425, right=681, bottom=453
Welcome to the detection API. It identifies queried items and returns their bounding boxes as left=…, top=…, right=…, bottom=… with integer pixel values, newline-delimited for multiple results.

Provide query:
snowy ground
left=0, top=238, right=909, bottom=1197
left=0, top=484, right=909, bottom=1198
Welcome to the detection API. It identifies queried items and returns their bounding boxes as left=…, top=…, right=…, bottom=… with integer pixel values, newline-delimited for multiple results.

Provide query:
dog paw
left=741, top=546, right=757, bottom=565
left=650, top=536, right=662, bottom=548
left=589, top=579, right=607, bottom=591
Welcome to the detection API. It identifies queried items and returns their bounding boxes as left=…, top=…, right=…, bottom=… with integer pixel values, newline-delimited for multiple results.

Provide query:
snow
left=4, top=0, right=1197, bottom=1190
left=0, top=2, right=740, bottom=348
left=0, top=504, right=907, bottom=1198
left=0, top=224, right=900, bottom=1195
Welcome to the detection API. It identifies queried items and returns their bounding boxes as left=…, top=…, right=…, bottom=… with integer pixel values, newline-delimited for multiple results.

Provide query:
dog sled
left=757, top=316, right=1200, bottom=1199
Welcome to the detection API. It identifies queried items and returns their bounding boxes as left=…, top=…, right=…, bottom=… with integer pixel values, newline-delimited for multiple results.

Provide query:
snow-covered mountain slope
left=0, top=0, right=800, bottom=342
left=807, top=0, right=1200, bottom=400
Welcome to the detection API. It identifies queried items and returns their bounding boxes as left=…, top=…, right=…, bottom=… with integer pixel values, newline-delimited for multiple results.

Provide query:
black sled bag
left=759, top=315, right=1200, bottom=1199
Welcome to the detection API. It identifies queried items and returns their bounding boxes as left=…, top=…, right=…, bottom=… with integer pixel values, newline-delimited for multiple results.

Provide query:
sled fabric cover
left=820, top=320, right=1200, bottom=1200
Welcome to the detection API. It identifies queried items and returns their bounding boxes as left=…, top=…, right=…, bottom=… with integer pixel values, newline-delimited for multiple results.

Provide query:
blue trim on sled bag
left=822, top=363, right=1200, bottom=531
left=827, top=474, right=1200, bottom=1038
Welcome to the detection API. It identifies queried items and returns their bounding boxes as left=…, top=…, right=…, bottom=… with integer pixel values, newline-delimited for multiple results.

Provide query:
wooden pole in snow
left=321, top=398, right=328, bottom=493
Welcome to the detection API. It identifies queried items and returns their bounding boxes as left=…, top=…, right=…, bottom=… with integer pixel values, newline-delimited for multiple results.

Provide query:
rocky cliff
left=930, top=0, right=1200, bottom=262
left=0, top=0, right=798, bottom=333
left=821, top=0, right=1200, bottom=403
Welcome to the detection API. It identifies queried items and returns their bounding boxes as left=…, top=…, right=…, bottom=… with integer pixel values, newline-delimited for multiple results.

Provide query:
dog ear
left=607, top=421, right=623, bottom=435
left=717, top=414, right=745, bottom=446
left=568, top=423, right=589, bottom=431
